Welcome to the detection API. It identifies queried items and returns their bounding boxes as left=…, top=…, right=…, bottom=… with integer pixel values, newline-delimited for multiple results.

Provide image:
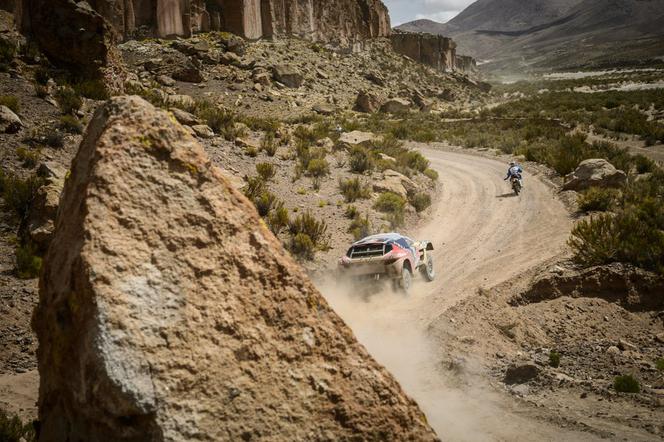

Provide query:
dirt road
left=320, top=148, right=589, bottom=441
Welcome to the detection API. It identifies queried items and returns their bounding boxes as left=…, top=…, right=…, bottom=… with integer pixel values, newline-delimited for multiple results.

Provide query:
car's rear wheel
left=398, top=265, right=412, bottom=294
left=420, top=254, right=435, bottom=282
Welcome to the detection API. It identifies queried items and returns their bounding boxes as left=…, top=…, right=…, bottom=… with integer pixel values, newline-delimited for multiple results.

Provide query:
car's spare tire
left=420, top=255, right=435, bottom=282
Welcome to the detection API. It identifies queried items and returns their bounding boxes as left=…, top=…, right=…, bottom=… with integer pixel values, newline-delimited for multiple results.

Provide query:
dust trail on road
left=318, top=149, right=587, bottom=441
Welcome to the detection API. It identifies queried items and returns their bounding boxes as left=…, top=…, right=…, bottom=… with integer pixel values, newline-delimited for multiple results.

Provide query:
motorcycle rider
left=504, top=161, right=523, bottom=188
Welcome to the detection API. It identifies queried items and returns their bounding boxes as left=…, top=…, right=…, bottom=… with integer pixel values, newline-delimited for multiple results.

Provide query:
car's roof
left=352, top=233, right=412, bottom=246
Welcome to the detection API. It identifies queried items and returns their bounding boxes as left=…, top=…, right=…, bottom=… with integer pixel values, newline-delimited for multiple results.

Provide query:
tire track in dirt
left=320, top=148, right=595, bottom=441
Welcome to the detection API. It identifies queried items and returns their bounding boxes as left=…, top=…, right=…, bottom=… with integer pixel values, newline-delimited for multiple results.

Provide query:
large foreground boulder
left=563, top=158, right=627, bottom=191
left=34, top=96, right=437, bottom=441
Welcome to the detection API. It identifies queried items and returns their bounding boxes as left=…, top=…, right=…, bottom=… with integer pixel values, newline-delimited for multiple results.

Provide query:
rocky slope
left=397, top=0, right=664, bottom=73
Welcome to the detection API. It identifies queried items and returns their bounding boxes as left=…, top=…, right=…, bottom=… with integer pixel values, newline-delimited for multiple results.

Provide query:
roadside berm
left=33, top=96, right=438, bottom=441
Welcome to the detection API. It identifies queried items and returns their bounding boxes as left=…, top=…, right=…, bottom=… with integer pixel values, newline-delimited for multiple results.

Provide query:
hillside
left=397, top=0, right=664, bottom=74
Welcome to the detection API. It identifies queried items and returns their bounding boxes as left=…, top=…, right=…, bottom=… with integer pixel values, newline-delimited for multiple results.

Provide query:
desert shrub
left=16, top=147, right=40, bottom=168
left=348, top=214, right=372, bottom=241
left=55, top=87, right=82, bottom=114
left=402, top=151, right=429, bottom=173
left=73, top=79, right=109, bottom=100
left=125, top=84, right=167, bottom=108
left=293, top=124, right=327, bottom=144
left=242, top=116, right=280, bottom=133
left=339, top=177, right=371, bottom=203
left=374, top=192, right=406, bottom=228
left=306, top=158, right=330, bottom=178
left=261, top=132, right=278, bottom=156
left=198, top=105, right=240, bottom=140
left=267, top=204, right=289, bottom=235
left=549, top=350, right=561, bottom=368
left=408, top=191, right=432, bottom=213
left=424, top=168, right=439, bottom=181
left=289, top=211, right=328, bottom=248
left=34, top=66, right=50, bottom=85
left=344, top=205, right=359, bottom=219
left=0, top=95, right=20, bottom=113
left=15, top=244, right=42, bottom=279
left=0, top=37, right=17, bottom=67
left=0, top=408, right=35, bottom=442
left=349, top=146, right=373, bottom=173
left=290, top=233, right=315, bottom=260
left=633, top=154, right=656, bottom=174
left=551, top=133, right=589, bottom=176
left=577, top=187, right=619, bottom=213
left=44, top=131, right=65, bottom=148
left=0, top=172, right=43, bottom=221
left=243, top=176, right=266, bottom=200
left=59, top=115, right=83, bottom=134
left=656, top=358, right=664, bottom=372
left=253, top=191, right=277, bottom=217
left=256, top=163, right=276, bottom=181
left=614, top=375, right=640, bottom=393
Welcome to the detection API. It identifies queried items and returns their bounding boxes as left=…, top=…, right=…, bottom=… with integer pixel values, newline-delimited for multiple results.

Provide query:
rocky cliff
left=33, top=96, right=438, bottom=441
left=390, top=31, right=457, bottom=73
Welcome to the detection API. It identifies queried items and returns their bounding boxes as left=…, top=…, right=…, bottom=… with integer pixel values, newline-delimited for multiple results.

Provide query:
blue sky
left=383, top=0, right=476, bottom=26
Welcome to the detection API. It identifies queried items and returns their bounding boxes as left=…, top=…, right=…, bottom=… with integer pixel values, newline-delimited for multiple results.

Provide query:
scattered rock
left=220, top=51, right=242, bottom=67
left=169, top=108, right=199, bottom=126
left=504, top=364, right=540, bottom=385
left=373, top=170, right=417, bottom=199
left=272, top=65, right=304, bottom=88
left=380, top=98, right=411, bottom=114
left=439, top=89, right=456, bottom=102
left=24, top=162, right=66, bottom=250
left=365, top=71, right=386, bottom=86
left=338, top=130, right=378, bottom=146
left=355, top=90, right=380, bottom=113
left=0, top=105, right=22, bottom=133
left=607, top=346, right=621, bottom=355
left=172, top=63, right=203, bottom=83
left=34, top=96, right=438, bottom=441
left=618, top=339, right=637, bottom=352
left=156, top=75, right=176, bottom=87
left=312, top=103, right=335, bottom=115
left=191, top=124, right=214, bottom=139
left=562, top=159, right=627, bottom=191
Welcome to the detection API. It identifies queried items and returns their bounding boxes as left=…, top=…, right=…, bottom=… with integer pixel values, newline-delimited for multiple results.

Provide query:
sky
left=383, top=0, right=476, bottom=26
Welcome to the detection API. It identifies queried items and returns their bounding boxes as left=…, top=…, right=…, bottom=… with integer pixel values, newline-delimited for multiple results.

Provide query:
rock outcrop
left=20, top=0, right=390, bottom=46
left=390, top=30, right=457, bottom=73
left=23, top=162, right=66, bottom=251
left=34, top=96, right=438, bottom=441
left=563, top=158, right=627, bottom=191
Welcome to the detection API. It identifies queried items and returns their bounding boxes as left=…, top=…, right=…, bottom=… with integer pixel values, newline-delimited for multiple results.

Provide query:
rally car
left=337, top=233, right=435, bottom=293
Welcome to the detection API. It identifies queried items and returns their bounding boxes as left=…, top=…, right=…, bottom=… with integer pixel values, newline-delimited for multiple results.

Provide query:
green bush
left=344, top=205, right=359, bottom=219
left=34, top=67, right=50, bottom=85
left=633, top=154, right=656, bottom=174
left=0, top=172, right=43, bottom=221
left=0, top=95, right=20, bottom=113
left=15, top=244, right=42, bottom=279
left=243, top=176, right=266, bottom=200
left=261, top=132, right=278, bottom=156
left=374, top=192, right=406, bottom=228
left=0, top=408, right=35, bottom=442
left=44, top=131, right=65, bottom=148
left=348, top=214, right=371, bottom=241
left=408, top=191, right=432, bottom=213
left=73, top=79, right=109, bottom=100
left=253, top=191, right=276, bottom=217
left=306, top=158, right=330, bottom=178
left=290, top=233, right=315, bottom=260
left=55, top=87, right=82, bottom=115
left=424, top=168, right=439, bottom=181
left=349, top=146, right=373, bottom=173
left=16, top=147, right=40, bottom=168
left=59, top=115, right=83, bottom=134
left=267, top=205, right=289, bottom=235
left=577, top=187, right=619, bottom=213
left=656, top=358, right=664, bottom=372
left=197, top=105, right=241, bottom=140
left=256, top=162, right=276, bottom=181
left=289, top=212, right=328, bottom=248
left=614, top=375, right=640, bottom=393
left=339, top=177, right=371, bottom=203
left=549, top=350, right=561, bottom=368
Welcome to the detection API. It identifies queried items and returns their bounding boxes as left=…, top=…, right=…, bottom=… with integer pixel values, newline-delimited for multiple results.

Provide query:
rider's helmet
left=509, top=161, right=516, bottom=166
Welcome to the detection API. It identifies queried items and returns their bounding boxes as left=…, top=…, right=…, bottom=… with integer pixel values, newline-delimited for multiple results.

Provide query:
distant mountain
left=396, top=0, right=664, bottom=74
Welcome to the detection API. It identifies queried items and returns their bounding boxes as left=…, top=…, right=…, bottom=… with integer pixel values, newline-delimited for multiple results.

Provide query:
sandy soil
left=319, top=147, right=589, bottom=440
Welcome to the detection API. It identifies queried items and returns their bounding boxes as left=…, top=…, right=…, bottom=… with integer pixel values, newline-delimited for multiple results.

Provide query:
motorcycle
left=510, top=175, right=522, bottom=196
